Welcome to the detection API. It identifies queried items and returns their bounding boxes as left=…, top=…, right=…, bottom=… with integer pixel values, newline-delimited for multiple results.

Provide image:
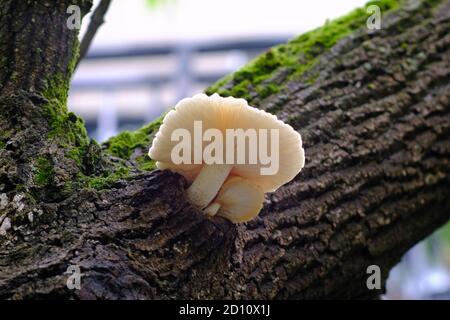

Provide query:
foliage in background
left=146, top=0, right=174, bottom=9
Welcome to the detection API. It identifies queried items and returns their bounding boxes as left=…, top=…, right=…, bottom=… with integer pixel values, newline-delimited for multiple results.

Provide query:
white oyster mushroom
left=149, top=93, right=305, bottom=223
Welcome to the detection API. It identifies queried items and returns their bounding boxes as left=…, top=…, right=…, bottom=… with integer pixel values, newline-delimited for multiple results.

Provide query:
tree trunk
left=1, top=0, right=449, bottom=299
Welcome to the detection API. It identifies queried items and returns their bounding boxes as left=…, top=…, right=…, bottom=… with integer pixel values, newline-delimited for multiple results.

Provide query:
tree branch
left=76, top=0, right=112, bottom=68
left=0, top=0, right=449, bottom=300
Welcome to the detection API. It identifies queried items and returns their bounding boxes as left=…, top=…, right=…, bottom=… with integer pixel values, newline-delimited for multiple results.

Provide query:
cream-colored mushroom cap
left=149, top=93, right=305, bottom=216
left=204, top=177, right=264, bottom=223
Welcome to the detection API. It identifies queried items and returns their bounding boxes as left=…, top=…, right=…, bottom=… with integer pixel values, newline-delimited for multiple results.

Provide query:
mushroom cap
left=149, top=93, right=305, bottom=192
left=214, top=177, right=264, bottom=223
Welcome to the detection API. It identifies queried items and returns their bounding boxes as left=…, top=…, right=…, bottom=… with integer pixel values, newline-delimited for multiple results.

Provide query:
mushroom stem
left=203, top=202, right=221, bottom=217
left=186, top=164, right=233, bottom=209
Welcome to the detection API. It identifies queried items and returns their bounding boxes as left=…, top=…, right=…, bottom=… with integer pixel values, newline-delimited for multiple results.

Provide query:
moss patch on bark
left=33, top=157, right=54, bottom=186
left=104, top=114, right=164, bottom=170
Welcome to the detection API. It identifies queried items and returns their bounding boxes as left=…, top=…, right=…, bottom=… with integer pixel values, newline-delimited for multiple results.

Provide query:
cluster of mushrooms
left=149, top=93, right=305, bottom=223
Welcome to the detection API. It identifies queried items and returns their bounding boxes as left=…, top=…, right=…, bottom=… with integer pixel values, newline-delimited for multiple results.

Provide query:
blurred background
left=70, top=0, right=450, bottom=299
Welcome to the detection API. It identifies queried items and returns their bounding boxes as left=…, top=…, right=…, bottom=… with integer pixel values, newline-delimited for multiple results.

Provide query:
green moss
left=0, top=141, right=5, bottom=149
left=41, top=76, right=90, bottom=170
left=42, top=77, right=88, bottom=143
left=106, top=131, right=146, bottom=159
left=40, top=63, right=157, bottom=189
left=105, top=114, right=164, bottom=161
left=136, top=155, right=157, bottom=171
left=42, top=73, right=69, bottom=110
left=206, top=0, right=401, bottom=103
left=82, top=139, right=103, bottom=173
left=305, top=72, right=320, bottom=84
left=68, top=36, right=80, bottom=77
left=34, top=157, right=54, bottom=186
left=258, top=83, right=280, bottom=99
left=39, top=34, right=88, bottom=172
left=368, top=83, right=377, bottom=90
left=82, top=166, right=130, bottom=190
left=227, top=80, right=252, bottom=101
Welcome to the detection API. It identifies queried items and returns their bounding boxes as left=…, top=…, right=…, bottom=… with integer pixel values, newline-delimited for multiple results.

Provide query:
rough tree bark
left=0, top=0, right=449, bottom=299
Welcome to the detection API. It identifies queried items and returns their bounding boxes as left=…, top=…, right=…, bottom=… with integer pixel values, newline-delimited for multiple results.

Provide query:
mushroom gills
left=148, top=93, right=306, bottom=223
